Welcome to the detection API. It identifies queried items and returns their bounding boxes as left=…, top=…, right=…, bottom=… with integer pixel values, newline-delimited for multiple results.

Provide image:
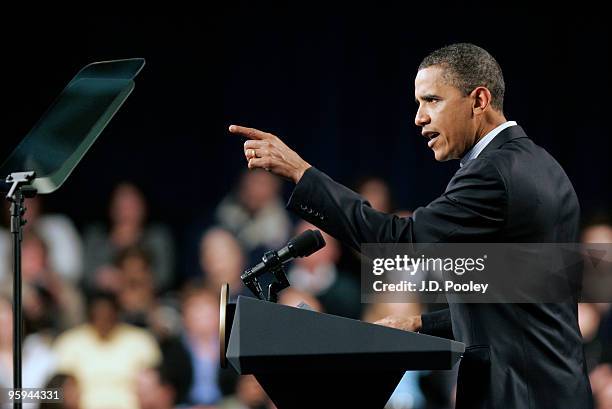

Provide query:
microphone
left=241, top=229, right=326, bottom=283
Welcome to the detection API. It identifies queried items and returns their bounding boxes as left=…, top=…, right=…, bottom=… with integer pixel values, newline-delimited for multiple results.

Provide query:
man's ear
left=471, top=86, right=492, bottom=115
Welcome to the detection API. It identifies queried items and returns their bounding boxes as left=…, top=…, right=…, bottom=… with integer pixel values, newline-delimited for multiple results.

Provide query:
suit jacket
left=286, top=125, right=593, bottom=409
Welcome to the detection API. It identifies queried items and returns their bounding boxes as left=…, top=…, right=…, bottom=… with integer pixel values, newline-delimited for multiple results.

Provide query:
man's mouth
left=422, top=131, right=440, bottom=148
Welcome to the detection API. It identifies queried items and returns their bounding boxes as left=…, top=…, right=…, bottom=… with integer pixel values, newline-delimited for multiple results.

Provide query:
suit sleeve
left=287, top=161, right=506, bottom=336
left=420, top=308, right=454, bottom=339
left=287, top=159, right=508, bottom=250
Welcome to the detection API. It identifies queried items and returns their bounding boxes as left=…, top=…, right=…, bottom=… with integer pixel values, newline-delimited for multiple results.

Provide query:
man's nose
left=415, top=107, right=430, bottom=127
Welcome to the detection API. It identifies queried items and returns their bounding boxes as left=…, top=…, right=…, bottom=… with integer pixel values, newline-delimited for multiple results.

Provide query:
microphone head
left=289, top=229, right=326, bottom=258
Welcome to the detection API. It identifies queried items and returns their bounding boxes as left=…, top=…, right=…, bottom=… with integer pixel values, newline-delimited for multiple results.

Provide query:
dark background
left=2, top=11, right=610, bottom=242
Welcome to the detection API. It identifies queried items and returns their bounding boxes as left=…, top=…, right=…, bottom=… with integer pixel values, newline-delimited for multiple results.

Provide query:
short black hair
left=419, top=43, right=505, bottom=112
left=85, top=289, right=120, bottom=314
left=114, top=245, right=152, bottom=269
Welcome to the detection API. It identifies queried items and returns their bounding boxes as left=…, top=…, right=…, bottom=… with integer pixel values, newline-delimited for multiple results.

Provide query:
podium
left=221, top=292, right=465, bottom=408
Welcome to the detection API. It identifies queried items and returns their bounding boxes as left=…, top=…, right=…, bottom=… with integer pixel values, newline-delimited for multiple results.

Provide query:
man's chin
left=433, top=149, right=451, bottom=162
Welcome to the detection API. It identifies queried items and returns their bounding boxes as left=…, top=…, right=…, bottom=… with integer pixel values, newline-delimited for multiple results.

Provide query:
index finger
left=228, top=125, right=271, bottom=140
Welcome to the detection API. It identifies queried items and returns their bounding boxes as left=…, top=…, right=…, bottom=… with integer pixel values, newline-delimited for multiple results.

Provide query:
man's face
left=414, top=66, right=477, bottom=161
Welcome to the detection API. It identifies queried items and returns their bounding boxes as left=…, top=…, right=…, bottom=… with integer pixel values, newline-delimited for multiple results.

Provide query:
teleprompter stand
left=0, top=58, right=145, bottom=409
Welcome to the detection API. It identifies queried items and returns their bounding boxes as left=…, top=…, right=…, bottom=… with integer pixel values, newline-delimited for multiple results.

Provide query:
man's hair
left=419, top=43, right=505, bottom=112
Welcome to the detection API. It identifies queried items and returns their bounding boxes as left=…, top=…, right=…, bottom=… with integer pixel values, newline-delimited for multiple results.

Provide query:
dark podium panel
left=223, top=295, right=464, bottom=409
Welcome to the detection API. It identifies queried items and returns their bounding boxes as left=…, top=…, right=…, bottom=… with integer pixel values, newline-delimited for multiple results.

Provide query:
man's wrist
left=293, top=163, right=312, bottom=184
left=415, top=315, right=423, bottom=332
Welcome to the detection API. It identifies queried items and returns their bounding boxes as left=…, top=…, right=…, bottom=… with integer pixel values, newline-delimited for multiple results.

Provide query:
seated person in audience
left=219, top=375, right=275, bottom=409
left=40, top=373, right=80, bottom=409
left=136, top=366, right=180, bottom=409
left=356, top=176, right=394, bottom=214
left=195, top=227, right=247, bottom=299
left=54, top=291, right=161, bottom=409
left=0, top=230, right=84, bottom=332
left=181, top=287, right=222, bottom=406
left=287, top=221, right=361, bottom=318
left=83, top=182, right=175, bottom=291
left=215, top=169, right=291, bottom=263
left=0, top=196, right=83, bottom=284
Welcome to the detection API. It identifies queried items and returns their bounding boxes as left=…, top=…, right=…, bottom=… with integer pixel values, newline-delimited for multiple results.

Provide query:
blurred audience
left=116, top=247, right=159, bottom=328
left=113, top=246, right=185, bottom=342
left=83, top=182, right=175, bottom=291
left=40, top=373, right=80, bottom=409
left=582, top=221, right=612, bottom=309
left=0, top=196, right=83, bottom=284
left=0, top=296, right=11, bottom=388
left=581, top=302, right=606, bottom=370
left=591, top=364, right=612, bottom=409
left=136, top=366, right=179, bottom=409
left=0, top=292, right=58, bottom=391
left=219, top=375, right=275, bottom=409
left=54, top=291, right=161, bottom=409
left=181, top=287, right=222, bottom=406
left=582, top=222, right=612, bottom=244
left=196, top=227, right=246, bottom=299
left=0, top=230, right=84, bottom=333
left=215, top=170, right=291, bottom=263
left=580, top=221, right=612, bottom=407
left=286, top=221, right=361, bottom=318
left=357, top=176, right=394, bottom=213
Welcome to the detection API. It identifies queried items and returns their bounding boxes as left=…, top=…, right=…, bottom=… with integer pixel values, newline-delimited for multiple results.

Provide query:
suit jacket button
left=307, top=208, right=313, bottom=214
left=300, top=204, right=307, bottom=211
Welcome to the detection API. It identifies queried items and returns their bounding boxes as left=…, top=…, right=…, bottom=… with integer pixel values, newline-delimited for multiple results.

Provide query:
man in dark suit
left=229, top=43, right=593, bottom=408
